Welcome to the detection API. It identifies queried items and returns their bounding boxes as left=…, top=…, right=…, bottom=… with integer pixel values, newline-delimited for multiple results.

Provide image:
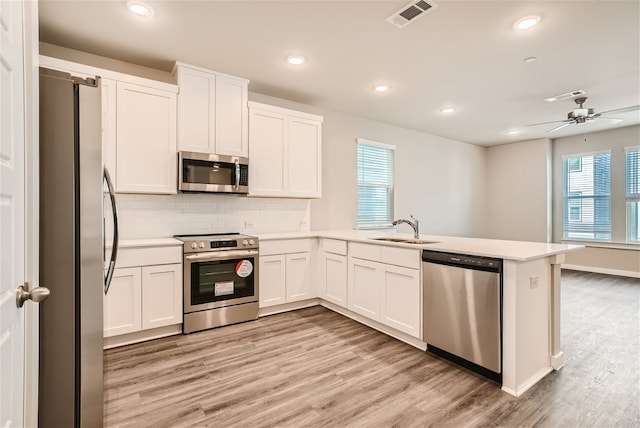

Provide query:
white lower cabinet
left=347, top=243, right=422, bottom=338
left=381, top=265, right=421, bottom=337
left=320, top=252, right=348, bottom=307
left=259, top=239, right=312, bottom=308
left=103, top=244, right=183, bottom=343
left=259, top=255, right=286, bottom=307
left=348, top=258, right=381, bottom=319
left=318, top=239, right=348, bottom=308
left=104, top=267, right=142, bottom=337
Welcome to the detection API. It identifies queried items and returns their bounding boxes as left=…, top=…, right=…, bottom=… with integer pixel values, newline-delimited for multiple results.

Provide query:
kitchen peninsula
left=257, top=230, right=582, bottom=397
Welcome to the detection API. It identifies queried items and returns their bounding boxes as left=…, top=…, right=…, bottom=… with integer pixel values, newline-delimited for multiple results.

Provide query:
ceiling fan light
left=514, top=15, right=541, bottom=31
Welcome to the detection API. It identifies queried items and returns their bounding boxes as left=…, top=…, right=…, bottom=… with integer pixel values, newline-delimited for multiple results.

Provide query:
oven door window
left=190, top=258, right=255, bottom=305
left=183, top=159, right=236, bottom=186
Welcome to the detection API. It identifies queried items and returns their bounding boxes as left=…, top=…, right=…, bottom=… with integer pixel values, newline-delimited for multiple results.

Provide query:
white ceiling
left=38, top=0, right=640, bottom=146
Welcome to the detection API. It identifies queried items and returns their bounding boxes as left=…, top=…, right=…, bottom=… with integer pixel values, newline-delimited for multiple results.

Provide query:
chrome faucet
left=392, top=215, right=420, bottom=239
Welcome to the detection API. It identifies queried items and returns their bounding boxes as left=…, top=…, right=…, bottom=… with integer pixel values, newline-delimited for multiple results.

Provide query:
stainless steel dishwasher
left=422, top=250, right=502, bottom=383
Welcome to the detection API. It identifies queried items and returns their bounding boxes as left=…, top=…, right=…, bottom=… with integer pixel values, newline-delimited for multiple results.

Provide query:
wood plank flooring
left=104, top=270, right=640, bottom=427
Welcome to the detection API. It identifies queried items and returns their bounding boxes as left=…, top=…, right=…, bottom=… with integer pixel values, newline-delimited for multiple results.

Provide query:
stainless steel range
left=175, top=233, right=259, bottom=334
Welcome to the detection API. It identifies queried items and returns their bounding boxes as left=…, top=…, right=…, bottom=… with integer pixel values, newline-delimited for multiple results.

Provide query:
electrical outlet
left=244, top=221, right=254, bottom=230
left=529, top=276, right=539, bottom=289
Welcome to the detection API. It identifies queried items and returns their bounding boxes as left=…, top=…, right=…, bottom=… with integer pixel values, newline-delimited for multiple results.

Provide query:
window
left=356, top=139, right=394, bottom=227
left=562, top=152, right=611, bottom=241
left=568, top=192, right=582, bottom=221
left=626, top=146, right=640, bottom=242
left=569, top=157, right=582, bottom=172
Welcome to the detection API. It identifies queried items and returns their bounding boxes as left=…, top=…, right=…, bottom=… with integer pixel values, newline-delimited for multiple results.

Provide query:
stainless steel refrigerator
left=39, top=67, right=119, bottom=427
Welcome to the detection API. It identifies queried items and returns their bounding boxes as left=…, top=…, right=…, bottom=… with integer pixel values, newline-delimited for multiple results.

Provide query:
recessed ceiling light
left=441, top=107, right=456, bottom=113
left=373, top=84, right=391, bottom=93
left=286, top=55, right=306, bottom=65
left=127, top=1, right=153, bottom=17
left=514, top=15, right=540, bottom=31
left=524, top=56, right=537, bottom=63
left=507, top=129, right=521, bottom=135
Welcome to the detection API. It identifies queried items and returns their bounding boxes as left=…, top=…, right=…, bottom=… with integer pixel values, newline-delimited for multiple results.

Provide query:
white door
left=0, top=0, right=26, bottom=426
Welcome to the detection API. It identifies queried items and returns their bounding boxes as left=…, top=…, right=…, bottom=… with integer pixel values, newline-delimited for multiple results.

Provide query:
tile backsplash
left=110, top=193, right=311, bottom=239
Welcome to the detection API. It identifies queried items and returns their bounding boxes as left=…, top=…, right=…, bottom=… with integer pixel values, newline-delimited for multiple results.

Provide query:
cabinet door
left=285, top=252, right=311, bottom=303
left=116, top=82, right=177, bottom=194
left=382, top=265, right=421, bottom=338
left=321, top=253, right=347, bottom=308
left=288, top=116, right=322, bottom=198
left=348, top=258, right=382, bottom=320
left=103, top=267, right=142, bottom=337
left=141, top=263, right=183, bottom=330
left=101, top=78, right=117, bottom=186
left=259, top=255, right=286, bottom=307
left=176, top=67, right=216, bottom=153
left=215, top=75, right=248, bottom=157
left=248, top=108, right=287, bottom=196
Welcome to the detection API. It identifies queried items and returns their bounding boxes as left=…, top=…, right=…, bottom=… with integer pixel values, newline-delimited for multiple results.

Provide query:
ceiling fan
left=525, top=97, right=640, bottom=133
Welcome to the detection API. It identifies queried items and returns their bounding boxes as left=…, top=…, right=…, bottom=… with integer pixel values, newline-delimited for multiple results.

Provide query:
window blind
left=562, top=152, right=611, bottom=240
left=357, top=140, right=394, bottom=227
left=626, top=147, right=640, bottom=242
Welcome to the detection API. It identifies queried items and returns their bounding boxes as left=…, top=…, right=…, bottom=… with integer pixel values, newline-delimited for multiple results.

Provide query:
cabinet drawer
left=381, top=246, right=421, bottom=269
left=322, top=239, right=347, bottom=256
left=349, top=242, right=381, bottom=262
left=260, top=239, right=310, bottom=256
left=115, top=246, right=182, bottom=268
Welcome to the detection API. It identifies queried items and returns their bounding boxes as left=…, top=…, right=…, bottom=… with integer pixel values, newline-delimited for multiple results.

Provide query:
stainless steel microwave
left=178, top=151, right=249, bottom=194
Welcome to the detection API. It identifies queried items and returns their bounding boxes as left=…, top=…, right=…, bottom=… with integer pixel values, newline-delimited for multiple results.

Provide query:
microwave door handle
left=234, top=159, right=240, bottom=191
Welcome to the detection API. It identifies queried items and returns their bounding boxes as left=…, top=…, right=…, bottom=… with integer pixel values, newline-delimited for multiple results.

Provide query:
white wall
left=249, top=93, right=488, bottom=236
left=485, top=138, right=551, bottom=242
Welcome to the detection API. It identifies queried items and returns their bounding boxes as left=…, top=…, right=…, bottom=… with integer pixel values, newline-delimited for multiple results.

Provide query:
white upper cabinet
left=39, top=56, right=179, bottom=194
left=248, top=101, right=322, bottom=198
left=116, top=82, right=177, bottom=194
left=173, top=62, right=249, bottom=157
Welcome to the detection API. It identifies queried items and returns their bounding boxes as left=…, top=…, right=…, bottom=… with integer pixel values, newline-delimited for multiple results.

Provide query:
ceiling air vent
left=544, top=90, right=587, bottom=103
left=386, top=0, right=438, bottom=29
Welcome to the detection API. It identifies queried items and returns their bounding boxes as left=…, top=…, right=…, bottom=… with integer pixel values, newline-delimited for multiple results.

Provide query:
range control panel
left=176, top=233, right=259, bottom=253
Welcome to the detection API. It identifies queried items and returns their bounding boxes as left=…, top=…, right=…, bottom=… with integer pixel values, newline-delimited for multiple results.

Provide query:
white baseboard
left=551, top=352, right=565, bottom=370
left=258, top=298, right=320, bottom=317
left=562, top=264, right=640, bottom=278
left=103, top=324, right=182, bottom=349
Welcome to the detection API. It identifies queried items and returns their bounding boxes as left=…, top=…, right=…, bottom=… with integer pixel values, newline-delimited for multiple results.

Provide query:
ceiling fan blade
left=523, top=119, right=570, bottom=127
left=598, top=105, right=640, bottom=116
left=597, top=116, right=624, bottom=121
left=546, top=123, right=572, bottom=133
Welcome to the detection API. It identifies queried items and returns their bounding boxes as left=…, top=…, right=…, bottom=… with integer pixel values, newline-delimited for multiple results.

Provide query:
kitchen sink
left=370, top=237, right=439, bottom=245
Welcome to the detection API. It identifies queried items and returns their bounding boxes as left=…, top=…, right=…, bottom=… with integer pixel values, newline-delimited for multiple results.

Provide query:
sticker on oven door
left=235, top=260, right=253, bottom=278
left=215, top=281, right=234, bottom=296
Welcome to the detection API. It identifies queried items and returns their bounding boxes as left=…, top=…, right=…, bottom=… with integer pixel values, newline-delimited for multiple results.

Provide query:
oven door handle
left=185, top=249, right=259, bottom=261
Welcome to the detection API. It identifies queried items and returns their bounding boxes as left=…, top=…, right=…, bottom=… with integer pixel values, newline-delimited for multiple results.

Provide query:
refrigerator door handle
left=103, top=166, right=119, bottom=294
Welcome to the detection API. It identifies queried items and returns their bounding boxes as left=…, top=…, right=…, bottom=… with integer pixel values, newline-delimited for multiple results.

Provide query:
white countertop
left=256, top=230, right=582, bottom=261
left=111, top=238, right=183, bottom=249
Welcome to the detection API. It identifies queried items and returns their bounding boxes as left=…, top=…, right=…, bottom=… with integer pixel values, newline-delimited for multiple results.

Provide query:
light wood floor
left=104, top=270, right=640, bottom=427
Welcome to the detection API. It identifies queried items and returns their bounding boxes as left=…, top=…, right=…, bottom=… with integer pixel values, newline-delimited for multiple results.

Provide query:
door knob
left=16, top=283, right=50, bottom=308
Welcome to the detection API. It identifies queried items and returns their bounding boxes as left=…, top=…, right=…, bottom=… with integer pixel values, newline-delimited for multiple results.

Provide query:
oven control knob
left=242, top=239, right=248, bottom=246
left=190, top=242, right=197, bottom=249
left=249, top=239, right=255, bottom=245
left=199, top=242, right=205, bottom=249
